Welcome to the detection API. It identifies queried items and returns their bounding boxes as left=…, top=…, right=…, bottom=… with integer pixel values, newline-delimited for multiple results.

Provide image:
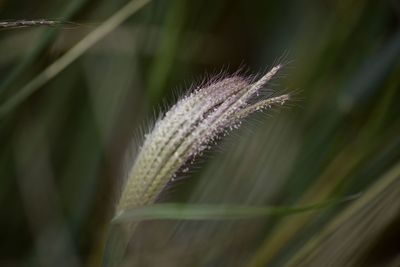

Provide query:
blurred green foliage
left=0, top=0, right=399, bottom=266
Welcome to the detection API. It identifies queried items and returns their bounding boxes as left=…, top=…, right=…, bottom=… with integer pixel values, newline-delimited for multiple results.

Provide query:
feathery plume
left=116, top=64, right=289, bottom=215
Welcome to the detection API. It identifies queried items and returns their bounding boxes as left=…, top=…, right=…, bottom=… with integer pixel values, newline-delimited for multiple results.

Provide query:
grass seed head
left=116, top=64, right=290, bottom=214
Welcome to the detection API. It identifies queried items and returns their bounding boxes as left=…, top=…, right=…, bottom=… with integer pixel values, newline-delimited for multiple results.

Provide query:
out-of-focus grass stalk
left=147, top=0, right=187, bottom=103
left=246, top=125, right=397, bottom=267
left=246, top=144, right=366, bottom=267
left=246, top=46, right=400, bottom=267
left=0, top=0, right=151, bottom=117
left=281, top=67, right=400, bottom=266
left=286, top=160, right=400, bottom=266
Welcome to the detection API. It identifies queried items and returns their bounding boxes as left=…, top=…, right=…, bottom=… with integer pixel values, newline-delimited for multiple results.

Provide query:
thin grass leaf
left=112, top=197, right=358, bottom=223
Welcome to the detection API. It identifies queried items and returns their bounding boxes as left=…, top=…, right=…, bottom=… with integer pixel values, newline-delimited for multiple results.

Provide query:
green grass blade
left=111, top=196, right=358, bottom=223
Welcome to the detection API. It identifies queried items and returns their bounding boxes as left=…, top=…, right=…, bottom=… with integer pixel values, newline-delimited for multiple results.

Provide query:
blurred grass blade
left=102, top=224, right=131, bottom=267
left=112, top=197, right=358, bottom=223
left=286, top=161, right=400, bottom=267
left=147, top=0, right=186, bottom=103
left=0, top=0, right=151, bottom=117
